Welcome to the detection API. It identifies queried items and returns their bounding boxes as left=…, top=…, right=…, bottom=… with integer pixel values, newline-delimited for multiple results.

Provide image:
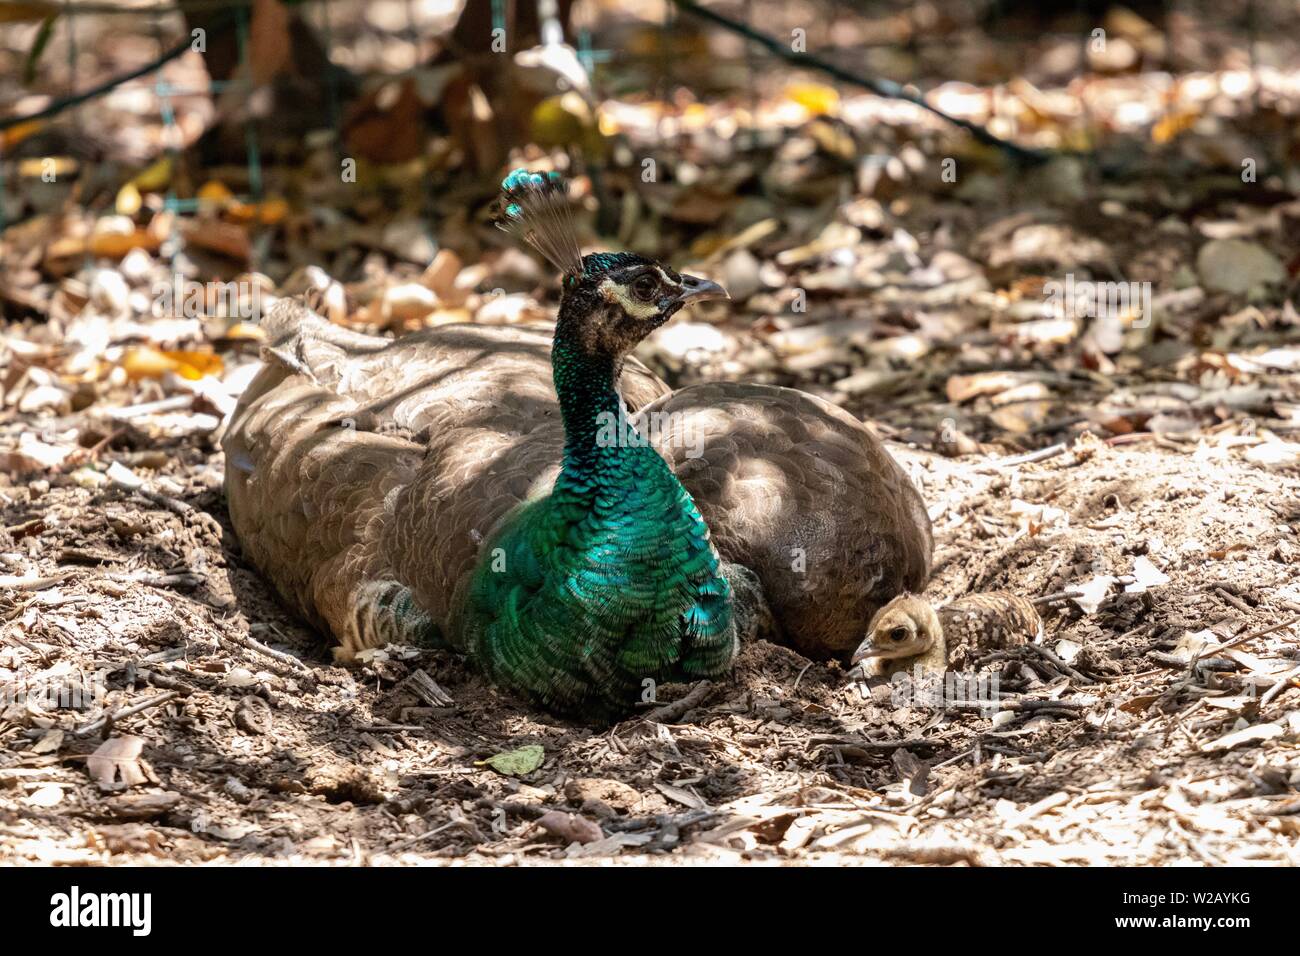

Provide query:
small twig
left=1024, top=642, right=1095, bottom=684
left=137, top=668, right=201, bottom=694
left=113, top=481, right=198, bottom=521
left=1196, top=613, right=1300, bottom=661
left=1105, top=432, right=1154, bottom=447
left=975, top=442, right=1068, bottom=473
left=106, top=570, right=203, bottom=590
left=1032, top=589, right=1083, bottom=606
left=950, top=697, right=1088, bottom=713
left=73, top=690, right=180, bottom=738
left=1259, top=664, right=1300, bottom=709
left=1214, top=587, right=1254, bottom=615
left=103, top=395, right=195, bottom=421
left=928, top=748, right=975, bottom=770
left=642, top=681, right=714, bottom=723
left=0, top=570, right=75, bottom=591
left=227, top=630, right=311, bottom=673
left=880, top=845, right=991, bottom=866
left=791, top=661, right=813, bottom=693
left=1148, top=650, right=1235, bottom=671
left=810, top=735, right=942, bottom=751
left=111, top=476, right=223, bottom=538
left=387, top=820, right=459, bottom=853
left=355, top=724, right=423, bottom=733
left=399, top=669, right=454, bottom=707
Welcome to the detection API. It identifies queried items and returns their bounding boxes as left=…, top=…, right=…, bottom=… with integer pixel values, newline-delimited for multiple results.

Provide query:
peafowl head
left=496, top=169, right=727, bottom=358
left=852, top=594, right=941, bottom=665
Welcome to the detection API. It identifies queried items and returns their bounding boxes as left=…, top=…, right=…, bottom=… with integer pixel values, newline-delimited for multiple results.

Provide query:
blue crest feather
left=495, top=168, right=584, bottom=277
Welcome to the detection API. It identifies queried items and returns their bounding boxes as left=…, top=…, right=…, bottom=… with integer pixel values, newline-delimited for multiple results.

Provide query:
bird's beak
left=850, top=642, right=883, bottom=666
left=677, top=274, right=729, bottom=305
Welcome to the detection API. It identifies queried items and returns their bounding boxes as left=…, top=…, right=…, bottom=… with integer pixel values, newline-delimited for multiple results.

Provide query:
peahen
left=224, top=169, right=933, bottom=719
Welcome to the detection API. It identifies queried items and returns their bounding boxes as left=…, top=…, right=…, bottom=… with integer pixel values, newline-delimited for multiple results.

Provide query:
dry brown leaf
left=946, top=371, right=1029, bottom=403
left=87, top=736, right=148, bottom=790
left=182, top=219, right=252, bottom=263
left=654, top=781, right=708, bottom=809
left=536, top=810, right=603, bottom=845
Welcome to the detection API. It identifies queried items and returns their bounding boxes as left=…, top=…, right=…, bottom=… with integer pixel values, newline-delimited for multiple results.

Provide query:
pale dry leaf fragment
left=1244, top=439, right=1300, bottom=470
left=30, top=728, right=64, bottom=754
left=222, top=667, right=259, bottom=688
left=654, top=781, right=708, bottom=809
left=1202, top=695, right=1256, bottom=714
left=1054, top=639, right=1082, bottom=663
left=87, top=736, right=148, bottom=790
left=106, top=461, right=144, bottom=490
left=1202, top=722, right=1283, bottom=753
left=1222, top=648, right=1290, bottom=676
left=779, top=815, right=820, bottom=852
left=1172, top=629, right=1220, bottom=662
left=1070, top=575, right=1116, bottom=615
left=536, top=810, right=603, bottom=845
left=27, top=784, right=64, bottom=808
left=946, top=370, right=1028, bottom=403
left=990, top=710, right=1017, bottom=729
left=1005, top=791, right=1070, bottom=826
left=1009, top=499, right=1069, bottom=536
left=5, top=434, right=76, bottom=471
left=1124, top=556, right=1170, bottom=593
left=565, top=831, right=652, bottom=858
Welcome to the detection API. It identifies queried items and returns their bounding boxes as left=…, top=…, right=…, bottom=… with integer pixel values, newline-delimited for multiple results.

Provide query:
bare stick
left=0, top=570, right=74, bottom=591
left=74, top=690, right=180, bottom=738
left=1032, top=589, right=1084, bottom=606
left=944, top=698, right=1087, bottom=713
left=1025, top=641, right=1095, bottom=684
left=226, top=630, right=311, bottom=673
left=1259, top=664, right=1300, bottom=709
left=976, top=443, right=1067, bottom=473
left=810, top=735, right=943, bottom=751
left=642, top=681, right=714, bottom=723
left=1196, top=614, right=1300, bottom=661
left=387, top=820, right=459, bottom=853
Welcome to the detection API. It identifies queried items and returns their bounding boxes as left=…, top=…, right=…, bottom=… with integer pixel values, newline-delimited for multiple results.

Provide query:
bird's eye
left=889, top=626, right=910, bottom=643
left=630, top=274, right=658, bottom=302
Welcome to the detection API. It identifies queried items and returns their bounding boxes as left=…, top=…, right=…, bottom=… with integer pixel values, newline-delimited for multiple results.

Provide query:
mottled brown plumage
left=639, top=383, right=932, bottom=660
left=224, top=299, right=933, bottom=664
left=939, top=591, right=1042, bottom=669
left=852, top=590, right=1041, bottom=678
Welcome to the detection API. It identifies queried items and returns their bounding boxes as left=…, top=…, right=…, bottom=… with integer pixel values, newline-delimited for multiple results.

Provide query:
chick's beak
left=677, top=274, right=729, bottom=305
left=850, top=641, right=881, bottom=666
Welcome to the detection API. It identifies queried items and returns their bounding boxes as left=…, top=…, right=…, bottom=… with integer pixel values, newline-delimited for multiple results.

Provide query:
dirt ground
left=2, top=419, right=1298, bottom=865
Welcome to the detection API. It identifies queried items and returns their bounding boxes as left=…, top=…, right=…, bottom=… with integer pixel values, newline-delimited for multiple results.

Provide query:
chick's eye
left=631, top=275, right=658, bottom=302
left=889, top=627, right=910, bottom=643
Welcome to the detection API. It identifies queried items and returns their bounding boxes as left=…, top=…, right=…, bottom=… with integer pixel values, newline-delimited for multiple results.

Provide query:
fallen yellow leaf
left=121, top=346, right=223, bottom=381
left=131, top=155, right=174, bottom=192
left=785, top=82, right=840, bottom=116
left=165, top=349, right=223, bottom=380
left=115, top=182, right=143, bottom=217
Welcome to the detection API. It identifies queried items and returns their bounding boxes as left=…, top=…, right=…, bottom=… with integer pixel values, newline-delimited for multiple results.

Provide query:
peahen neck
left=551, top=303, right=646, bottom=481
